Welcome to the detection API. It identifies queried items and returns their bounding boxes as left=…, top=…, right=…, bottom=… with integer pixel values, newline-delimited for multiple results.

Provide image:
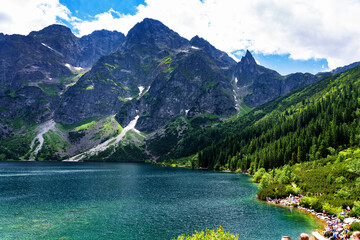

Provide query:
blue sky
left=58, top=0, right=330, bottom=75
left=60, top=0, right=329, bottom=74
left=59, top=0, right=146, bottom=20
left=232, top=51, right=329, bottom=75
left=1, top=0, right=360, bottom=75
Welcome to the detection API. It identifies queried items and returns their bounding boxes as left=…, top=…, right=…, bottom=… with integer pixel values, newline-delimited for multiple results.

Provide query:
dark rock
left=234, top=50, right=317, bottom=107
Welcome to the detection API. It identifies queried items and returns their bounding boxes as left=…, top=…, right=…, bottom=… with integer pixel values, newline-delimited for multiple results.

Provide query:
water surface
left=0, top=162, right=322, bottom=239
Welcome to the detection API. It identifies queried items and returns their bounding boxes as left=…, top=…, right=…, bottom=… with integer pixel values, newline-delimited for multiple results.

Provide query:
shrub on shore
left=173, top=226, right=238, bottom=240
left=255, top=148, right=360, bottom=213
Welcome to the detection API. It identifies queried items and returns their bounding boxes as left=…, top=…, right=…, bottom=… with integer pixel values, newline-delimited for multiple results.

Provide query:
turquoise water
left=0, top=162, right=322, bottom=240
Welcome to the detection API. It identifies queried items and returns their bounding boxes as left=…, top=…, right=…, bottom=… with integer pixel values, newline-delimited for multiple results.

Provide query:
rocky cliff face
left=29, top=24, right=125, bottom=68
left=234, top=50, right=318, bottom=107
left=54, top=18, right=238, bottom=131
left=0, top=24, right=125, bottom=137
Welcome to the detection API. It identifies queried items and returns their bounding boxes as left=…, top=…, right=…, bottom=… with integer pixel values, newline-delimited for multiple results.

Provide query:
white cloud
left=1, top=0, right=360, bottom=70
left=69, top=0, right=360, bottom=69
left=0, top=0, right=73, bottom=35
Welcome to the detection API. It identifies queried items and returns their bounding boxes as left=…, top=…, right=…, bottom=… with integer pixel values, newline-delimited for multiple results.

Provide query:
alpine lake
left=0, top=162, right=323, bottom=240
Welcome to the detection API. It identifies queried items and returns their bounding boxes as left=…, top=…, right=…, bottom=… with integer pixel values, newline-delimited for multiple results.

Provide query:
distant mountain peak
left=127, top=18, right=172, bottom=37
left=240, top=50, right=256, bottom=65
left=190, top=35, right=210, bottom=48
left=29, top=24, right=73, bottom=37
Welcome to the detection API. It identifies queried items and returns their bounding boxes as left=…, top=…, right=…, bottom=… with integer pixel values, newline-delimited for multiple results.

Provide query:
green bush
left=259, top=173, right=273, bottom=189
left=173, top=226, right=238, bottom=240
left=349, top=210, right=357, bottom=218
left=352, top=201, right=360, bottom=217
left=351, top=222, right=360, bottom=231
left=253, top=168, right=266, bottom=183
left=347, top=159, right=360, bottom=175
left=279, top=165, right=295, bottom=184
left=335, top=176, right=348, bottom=184
left=257, top=184, right=288, bottom=200
left=300, top=197, right=312, bottom=208
left=356, top=177, right=360, bottom=188
left=338, top=214, right=345, bottom=221
left=285, top=183, right=301, bottom=195
left=327, top=174, right=334, bottom=184
left=301, top=197, right=323, bottom=212
left=323, top=202, right=342, bottom=215
left=336, top=154, right=345, bottom=163
left=336, top=187, right=351, bottom=199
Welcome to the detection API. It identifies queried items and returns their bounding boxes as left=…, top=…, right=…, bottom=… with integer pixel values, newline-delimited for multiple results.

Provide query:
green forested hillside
left=193, top=65, right=360, bottom=172
left=158, top=64, right=360, bottom=216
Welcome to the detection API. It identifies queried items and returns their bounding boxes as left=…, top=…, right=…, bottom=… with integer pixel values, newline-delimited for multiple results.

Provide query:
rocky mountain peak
left=85, top=29, right=124, bottom=38
left=190, top=35, right=209, bottom=47
left=240, top=50, right=256, bottom=66
left=190, top=35, right=236, bottom=67
left=29, top=24, right=74, bottom=38
left=124, top=18, right=189, bottom=51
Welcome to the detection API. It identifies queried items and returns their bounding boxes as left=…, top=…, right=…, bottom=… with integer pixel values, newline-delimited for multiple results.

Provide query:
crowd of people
left=265, top=194, right=360, bottom=239
left=280, top=231, right=360, bottom=239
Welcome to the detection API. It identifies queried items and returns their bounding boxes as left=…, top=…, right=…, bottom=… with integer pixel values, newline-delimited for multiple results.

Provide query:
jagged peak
left=190, top=35, right=210, bottom=47
left=240, top=50, right=256, bottom=65
left=190, top=35, right=203, bottom=42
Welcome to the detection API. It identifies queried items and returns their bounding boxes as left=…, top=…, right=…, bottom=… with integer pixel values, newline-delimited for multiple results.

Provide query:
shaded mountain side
left=29, top=24, right=125, bottom=68
left=0, top=33, right=72, bottom=94
left=331, top=61, right=360, bottom=74
left=55, top=18, right=238, bottom=131
left=0, top=24, right=125, bottom=137
left=189, top=35, right=236, bottom=68
left=115, top=48, right=236, bottom=132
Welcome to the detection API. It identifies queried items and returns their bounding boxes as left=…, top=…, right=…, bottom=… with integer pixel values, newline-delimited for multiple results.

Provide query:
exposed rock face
left=29, top=24, right=125, bottom=68
left=190, top=35, right=236, bottom=68
left=124, top=18, right=190, bottom=52
left=0, top=24, right=125, bottom=135
left=330, top=61, right=360, bottom=74
left=234, top=50, right=318, bottom=107
left=117, top=49, right=236, bottom=132
left=0, top=33, right=71, bottom=93
left=54, top=18, right=237, bottom=130
left=0, top=33, right=72, bottom=129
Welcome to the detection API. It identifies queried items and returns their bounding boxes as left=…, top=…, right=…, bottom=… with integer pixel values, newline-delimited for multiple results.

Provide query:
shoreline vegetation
left=157, top=146, right=360, bottom=239
left=155, top=66, right=360, bottom=239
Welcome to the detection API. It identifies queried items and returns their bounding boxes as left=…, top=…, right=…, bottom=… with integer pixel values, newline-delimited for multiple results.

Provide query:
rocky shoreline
left=265, top=196, right=360, bottom=239
left=154, top=163, right=360, bottom=239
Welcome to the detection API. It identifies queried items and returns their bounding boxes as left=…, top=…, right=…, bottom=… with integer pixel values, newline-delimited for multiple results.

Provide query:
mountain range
left=0, top=18, right=358, bottom=162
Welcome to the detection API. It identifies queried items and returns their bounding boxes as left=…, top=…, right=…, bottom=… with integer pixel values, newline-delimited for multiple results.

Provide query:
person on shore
left=351, top=231, right=360, bottom=240
left=300, top=233, right=309, bottom=240
left=281, top=236, right=291, bottom=240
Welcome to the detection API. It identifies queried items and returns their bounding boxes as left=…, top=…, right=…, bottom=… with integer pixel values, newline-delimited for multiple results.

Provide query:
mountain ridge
left=0, top=18, right=358, bottom=162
